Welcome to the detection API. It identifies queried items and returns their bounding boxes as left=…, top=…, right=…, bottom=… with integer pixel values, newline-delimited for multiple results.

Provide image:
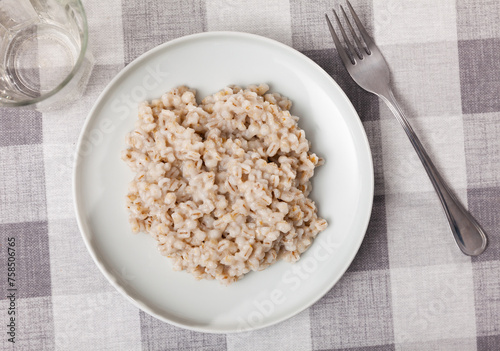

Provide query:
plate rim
left=72, top=31, right=374, bottom=333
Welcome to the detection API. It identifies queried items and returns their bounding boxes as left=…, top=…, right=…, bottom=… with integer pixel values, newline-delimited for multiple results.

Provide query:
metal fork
left=325, top=1, right=487, bottom=256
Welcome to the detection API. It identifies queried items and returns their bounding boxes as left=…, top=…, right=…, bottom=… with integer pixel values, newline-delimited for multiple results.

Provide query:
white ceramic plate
left=73, top=32, right=373, bottom=333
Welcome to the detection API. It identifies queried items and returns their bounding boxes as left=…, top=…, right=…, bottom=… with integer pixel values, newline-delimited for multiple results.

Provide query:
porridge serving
left=122, top=84, right=327, bottom=284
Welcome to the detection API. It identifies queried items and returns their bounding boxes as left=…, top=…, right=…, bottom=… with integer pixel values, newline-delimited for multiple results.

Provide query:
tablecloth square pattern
left=385, top=191, right=471, bottom=269
left=42, top=143, right=79, bottom=221
left=463, top=112, right=500, bottom=189
left=394, top=337, right=477, bottom=351
left=41, top=117, right=78, bottom=153
left=372, top=0, right=457, bottom=46
left=0, top=110, right=42, bottom=147
left=456, top=0, right=500, bottom=41
left=302, top=49, right=380, bottom=122
left=390, top=263, right=476, bottom=344
left=379, top=114, right=467, bottom=196
left=206, top=0, right=292, bottom=46
left=1, top=296, right=55, bottom=350
left=458, top=38, right=500, bottom=115
left=42, top=64, right=123, bottom=221
left=0, top=145, right=47, bottom=224
left=310, top=270, right=394, bottom=350
left=41, top=64, right=123, bottom=148
left=363, top=120, right=385, bottom=196
left=347, top=195, right=389, bottom=272
left=139, top=311, right=227, bottom=351
left=85, top=0, right=125, bottom=66
left=48, top=218, right=114, bottom=296
left=335, top=345, right=395, bottom=351
left=289, top=0, right=374, bottom=52
left=0, top=221, right=52, bottom=299
left=477, top=335, right=500, bottom=351
left=378, top=41, right=462, bottom=120
left=121, top=0, right=206, bottom=65
left=472, top=261, right=500, bottom=336
left=468, top=187, right=500, bottom=262
left=226, top=309, right=312, bottom=351
left=52, top=291, right=141, bottom=350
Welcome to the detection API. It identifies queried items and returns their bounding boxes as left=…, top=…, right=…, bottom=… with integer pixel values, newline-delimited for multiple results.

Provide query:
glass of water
left=0, top=0, right=94, bottom=110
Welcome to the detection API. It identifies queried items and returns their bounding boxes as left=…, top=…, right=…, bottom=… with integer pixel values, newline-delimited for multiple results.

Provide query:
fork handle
left=379, top=88, right=487, bottom=256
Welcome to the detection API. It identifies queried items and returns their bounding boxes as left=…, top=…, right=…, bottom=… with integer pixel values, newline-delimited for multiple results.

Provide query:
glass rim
left=1, top=0, right=90, bottom=108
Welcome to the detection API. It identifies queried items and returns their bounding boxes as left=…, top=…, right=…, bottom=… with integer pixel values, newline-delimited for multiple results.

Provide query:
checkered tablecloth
left=1, top=0, right=499, bottom=350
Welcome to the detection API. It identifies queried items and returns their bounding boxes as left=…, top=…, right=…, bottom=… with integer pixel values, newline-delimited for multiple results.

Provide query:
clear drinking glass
left=0, top=0, right=94, bottom=110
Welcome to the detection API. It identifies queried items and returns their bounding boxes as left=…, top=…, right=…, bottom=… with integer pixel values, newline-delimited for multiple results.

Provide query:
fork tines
left=325, top=1, right=373, bottom=65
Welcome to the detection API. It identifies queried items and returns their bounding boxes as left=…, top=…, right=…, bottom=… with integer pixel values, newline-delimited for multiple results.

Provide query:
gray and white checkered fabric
left=1, top=0, right=499, bottom=349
